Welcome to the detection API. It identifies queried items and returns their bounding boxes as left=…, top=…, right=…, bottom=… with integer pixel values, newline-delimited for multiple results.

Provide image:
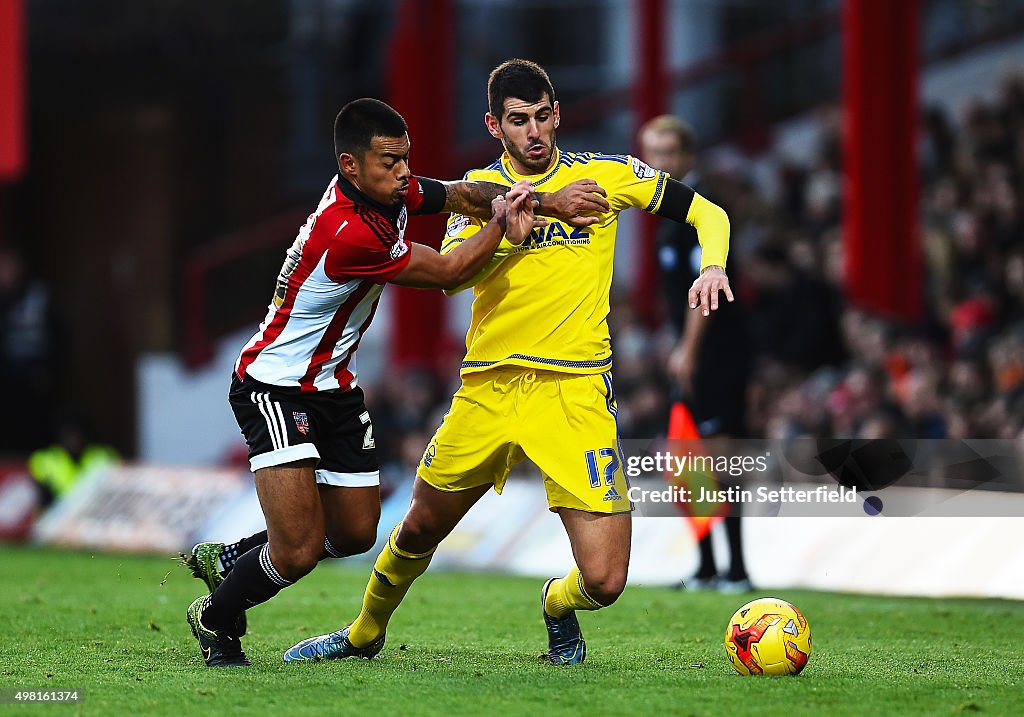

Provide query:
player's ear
left=485, top=113, right=503, bottom=140
left=338, top=152, right=359, bottom=177
left=553, top=101, right=560, bottom=128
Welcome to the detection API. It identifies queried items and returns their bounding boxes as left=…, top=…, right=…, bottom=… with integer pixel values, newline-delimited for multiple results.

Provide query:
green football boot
left=180, top=542, right=247, bottom=635
left=186, top=596, right=250, bottom=668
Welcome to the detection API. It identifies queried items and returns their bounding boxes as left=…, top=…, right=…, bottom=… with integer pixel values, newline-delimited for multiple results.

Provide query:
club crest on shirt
left=631, top=156, right=656, bottom=180
left=292, top=411, right=309, bottom=435
left=397, top=205, right=408, bottom=237
left=446, top=214, right=472, bottom=238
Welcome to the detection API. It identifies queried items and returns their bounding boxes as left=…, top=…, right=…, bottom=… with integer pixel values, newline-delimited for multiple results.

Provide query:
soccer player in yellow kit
left=285, top=59, right=733, bottom=665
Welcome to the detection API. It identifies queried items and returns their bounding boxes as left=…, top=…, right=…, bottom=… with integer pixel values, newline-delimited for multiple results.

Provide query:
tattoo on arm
left=443, top=181, right=506, bottom=219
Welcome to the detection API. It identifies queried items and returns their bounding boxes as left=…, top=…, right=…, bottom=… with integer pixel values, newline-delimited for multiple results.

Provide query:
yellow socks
left=347, top=526, right=435, bottom=647
left=543, top=566, right=606, bottom=618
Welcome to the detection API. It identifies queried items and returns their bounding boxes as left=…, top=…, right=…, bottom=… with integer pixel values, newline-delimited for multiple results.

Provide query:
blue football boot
left=540, top=578, right=587, bottom=665
left=283, top=625, right=385, bottom=663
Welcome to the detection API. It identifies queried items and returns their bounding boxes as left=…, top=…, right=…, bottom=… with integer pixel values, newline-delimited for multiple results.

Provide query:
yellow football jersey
left=442, top=147, right=669, bottom=376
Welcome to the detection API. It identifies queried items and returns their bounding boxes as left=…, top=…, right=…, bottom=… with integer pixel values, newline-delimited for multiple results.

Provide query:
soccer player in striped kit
left=183, top=97, right=607, bottom=667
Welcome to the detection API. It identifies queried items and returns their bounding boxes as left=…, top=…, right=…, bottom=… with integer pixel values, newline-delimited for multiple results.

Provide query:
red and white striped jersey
left=235, top=173, right=442, bottom=392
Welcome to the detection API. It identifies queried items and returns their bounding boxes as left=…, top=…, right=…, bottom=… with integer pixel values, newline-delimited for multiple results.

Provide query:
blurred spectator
left=365, top=367, right=441, bottom=472
left=608, top=290, right=670, bottom=438
left=28, top=413, right=120, bottom=508
left=745, top=242, right=846, bottom=372
left=0, top=246, right=62, bottom=454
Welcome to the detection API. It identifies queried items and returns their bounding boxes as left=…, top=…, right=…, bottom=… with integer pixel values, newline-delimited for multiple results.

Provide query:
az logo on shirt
left=520, top=221, right=591, bottom=248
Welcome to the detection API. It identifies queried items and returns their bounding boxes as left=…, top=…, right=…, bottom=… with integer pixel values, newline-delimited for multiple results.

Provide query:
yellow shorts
left=418, top=368, right=632, bottom=514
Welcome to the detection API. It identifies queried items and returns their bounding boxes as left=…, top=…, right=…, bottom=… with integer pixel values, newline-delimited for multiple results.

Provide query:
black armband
left=414, top=176, right=448, bottom=215
left=654, top=178, right=696, bottom=222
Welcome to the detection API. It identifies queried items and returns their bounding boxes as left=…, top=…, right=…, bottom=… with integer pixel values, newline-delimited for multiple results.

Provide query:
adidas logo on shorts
left=603, top=487, right=623, bottom=501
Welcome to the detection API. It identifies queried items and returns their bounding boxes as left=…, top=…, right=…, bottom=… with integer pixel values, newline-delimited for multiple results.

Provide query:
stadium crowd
left=363, top=70, right=1024, bottom=485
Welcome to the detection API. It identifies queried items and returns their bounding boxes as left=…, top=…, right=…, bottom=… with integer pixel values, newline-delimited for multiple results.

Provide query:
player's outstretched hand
left=688, top=265, right=734, bottom=317
left=539, top=179, right=609, bottom=227
left=504, top=180, right=546, bottom=245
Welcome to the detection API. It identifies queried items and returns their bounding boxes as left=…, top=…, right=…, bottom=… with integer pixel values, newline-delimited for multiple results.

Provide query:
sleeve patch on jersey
left=390, top=238, right=409, bottom=260
left=631, top=156, right=657, bottom=180
left=446, top=214, right=473, bottom=237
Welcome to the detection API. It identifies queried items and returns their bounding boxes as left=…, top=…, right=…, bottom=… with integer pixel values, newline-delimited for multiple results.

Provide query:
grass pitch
left=1, top=545, right=1022, bottom=716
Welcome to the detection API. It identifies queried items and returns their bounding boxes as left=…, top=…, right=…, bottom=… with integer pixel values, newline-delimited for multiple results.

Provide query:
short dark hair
left=334, top=98, right=408, bottom=159
left=487, top=59, right=555, bottom=118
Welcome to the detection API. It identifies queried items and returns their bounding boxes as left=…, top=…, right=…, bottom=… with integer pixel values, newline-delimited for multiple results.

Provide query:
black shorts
left=229, top=373, right=379, bottom=487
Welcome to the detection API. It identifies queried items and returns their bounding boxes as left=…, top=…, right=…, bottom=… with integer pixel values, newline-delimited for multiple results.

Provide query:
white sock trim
left=258, top=544, right=292, bottom=587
